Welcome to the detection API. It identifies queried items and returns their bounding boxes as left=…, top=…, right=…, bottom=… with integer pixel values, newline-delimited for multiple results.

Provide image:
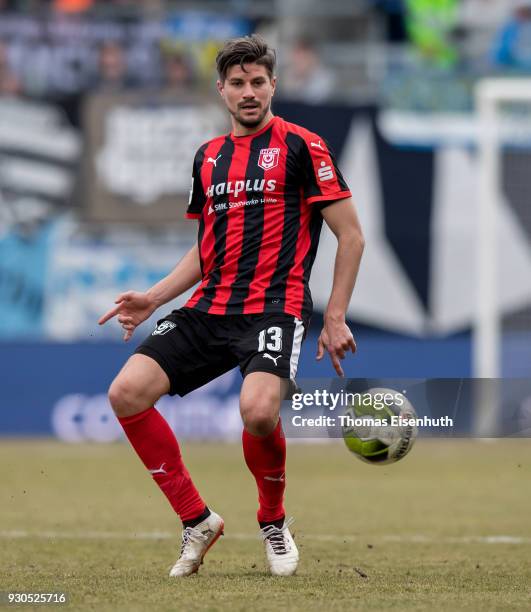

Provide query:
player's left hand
left=316, top=318, right=356, bottom=377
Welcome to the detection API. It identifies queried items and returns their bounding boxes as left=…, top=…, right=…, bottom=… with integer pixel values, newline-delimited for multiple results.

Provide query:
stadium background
left=1, top=2, right=531, bottom=609
left=1, top=0, right=531, bottom=438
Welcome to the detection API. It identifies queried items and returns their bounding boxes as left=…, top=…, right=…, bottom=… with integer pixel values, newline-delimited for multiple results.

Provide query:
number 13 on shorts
left=258, top=326, right=283, bottom=352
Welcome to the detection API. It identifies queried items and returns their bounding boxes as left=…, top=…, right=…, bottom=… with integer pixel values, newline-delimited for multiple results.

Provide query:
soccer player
left=99, top=34, right=364, bottom=577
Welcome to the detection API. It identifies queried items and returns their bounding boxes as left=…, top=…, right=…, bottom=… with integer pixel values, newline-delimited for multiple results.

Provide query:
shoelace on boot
left=260, top=517, right=295, bottom=555
left=180, top=526, right=207, bottom=557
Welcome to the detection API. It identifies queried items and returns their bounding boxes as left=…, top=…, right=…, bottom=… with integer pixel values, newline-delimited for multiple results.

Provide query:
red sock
left=118, top=407, right=205, bottom=522
left=242, top=419, right=286, bottom=523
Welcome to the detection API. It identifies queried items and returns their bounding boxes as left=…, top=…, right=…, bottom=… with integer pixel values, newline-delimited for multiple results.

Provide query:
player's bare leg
left=108, top=354, right=224, bottom=577
left=240, top=372, right=299, bottom=576
left=109, top=354, right=170, bottom=418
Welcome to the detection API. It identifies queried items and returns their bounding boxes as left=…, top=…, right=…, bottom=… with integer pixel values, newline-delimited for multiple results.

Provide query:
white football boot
left=169, top=510, right=224, bottom=577
left=260, top=517, right=299, bottom=576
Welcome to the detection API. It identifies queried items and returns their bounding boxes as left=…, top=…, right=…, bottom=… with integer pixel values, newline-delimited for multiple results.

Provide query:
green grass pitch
left=1, top=439, right=530, bottom=611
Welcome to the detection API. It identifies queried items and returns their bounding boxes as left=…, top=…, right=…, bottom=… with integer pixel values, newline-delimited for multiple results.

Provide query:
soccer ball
left=342, top=387, right=417, bottom=465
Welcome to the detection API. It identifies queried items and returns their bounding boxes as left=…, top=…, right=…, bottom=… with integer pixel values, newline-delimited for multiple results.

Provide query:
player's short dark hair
left=216, top=34, right=276, bottom=82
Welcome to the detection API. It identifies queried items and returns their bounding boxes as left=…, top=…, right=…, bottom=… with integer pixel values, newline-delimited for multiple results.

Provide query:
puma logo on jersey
left=311, top=140, right=324, bottom=151
left=317, top=161, right=334, bottom=182
left=207, top=155, right=221, bottom=167
left=263, top=353, right=281, bottom=366
left=149, top=462, right=167, bottom=475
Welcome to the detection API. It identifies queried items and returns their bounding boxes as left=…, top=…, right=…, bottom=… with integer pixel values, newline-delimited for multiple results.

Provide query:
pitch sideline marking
left=0, top=530, right=529, bottom=545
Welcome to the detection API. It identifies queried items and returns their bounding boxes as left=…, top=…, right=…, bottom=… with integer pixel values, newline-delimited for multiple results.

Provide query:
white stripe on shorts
left=289, top=317, right=305, bottom=379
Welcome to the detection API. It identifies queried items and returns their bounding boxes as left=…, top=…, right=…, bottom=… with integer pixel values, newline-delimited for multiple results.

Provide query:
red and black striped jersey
left=184, top=115, right=351, bottom=320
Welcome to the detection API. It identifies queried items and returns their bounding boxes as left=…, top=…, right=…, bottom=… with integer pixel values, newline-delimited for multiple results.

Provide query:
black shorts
left=135, top=307, right=307, bottom=397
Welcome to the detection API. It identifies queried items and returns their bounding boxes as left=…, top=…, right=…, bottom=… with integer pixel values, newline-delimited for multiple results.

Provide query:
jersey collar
left=230, top=115, right=278, bottom=140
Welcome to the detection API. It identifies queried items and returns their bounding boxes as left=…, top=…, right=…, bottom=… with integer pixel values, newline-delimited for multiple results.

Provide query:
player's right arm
left=145, top=242, right=202, bottom=307
left=99, top=147, right=208, bottom=341
left=98, top=243, right=202, bottom=341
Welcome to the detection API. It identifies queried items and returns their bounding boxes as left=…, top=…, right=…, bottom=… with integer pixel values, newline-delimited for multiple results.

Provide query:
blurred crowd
left=2, top=0, right=531, bottom=343
left=402, top=0, right=531, bottom=71
left=0, top=0, right=531, bottom=113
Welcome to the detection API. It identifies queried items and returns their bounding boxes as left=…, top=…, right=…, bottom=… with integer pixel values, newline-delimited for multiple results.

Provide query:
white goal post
left=474, top=78, right=531, bottom=380
left=474, top=78, right=531, bottom=435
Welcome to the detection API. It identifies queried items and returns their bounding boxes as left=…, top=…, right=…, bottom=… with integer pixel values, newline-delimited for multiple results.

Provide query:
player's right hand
left=98, top=291, right=158, bottom=342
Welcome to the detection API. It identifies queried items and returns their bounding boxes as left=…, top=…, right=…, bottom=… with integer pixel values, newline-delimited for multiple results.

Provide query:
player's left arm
left=317, top=197, right=365, bottom=376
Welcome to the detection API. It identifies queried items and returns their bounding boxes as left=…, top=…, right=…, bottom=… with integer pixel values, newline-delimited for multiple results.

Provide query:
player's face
left=217, top=63, right=276, bottom=129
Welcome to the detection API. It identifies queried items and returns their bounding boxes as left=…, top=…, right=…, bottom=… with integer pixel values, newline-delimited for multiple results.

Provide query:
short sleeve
left=300, top=137, right=351, bottom=206
left=185, top=149, right=207, bottom=219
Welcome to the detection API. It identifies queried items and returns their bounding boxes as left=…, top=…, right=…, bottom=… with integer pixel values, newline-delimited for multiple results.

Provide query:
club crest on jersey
left=258, top=147, right=280, bottom=171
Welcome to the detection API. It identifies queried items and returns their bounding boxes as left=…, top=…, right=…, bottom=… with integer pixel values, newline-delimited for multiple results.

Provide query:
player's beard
left=232, top=102, right=270, bottom=129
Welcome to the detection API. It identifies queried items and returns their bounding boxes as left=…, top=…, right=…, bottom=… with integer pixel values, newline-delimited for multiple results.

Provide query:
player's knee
left=240, top=392, right=278, bottom=436
left=108, top=376, right=146, bottom=418
left=242, top=410, right=277, bottom=436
